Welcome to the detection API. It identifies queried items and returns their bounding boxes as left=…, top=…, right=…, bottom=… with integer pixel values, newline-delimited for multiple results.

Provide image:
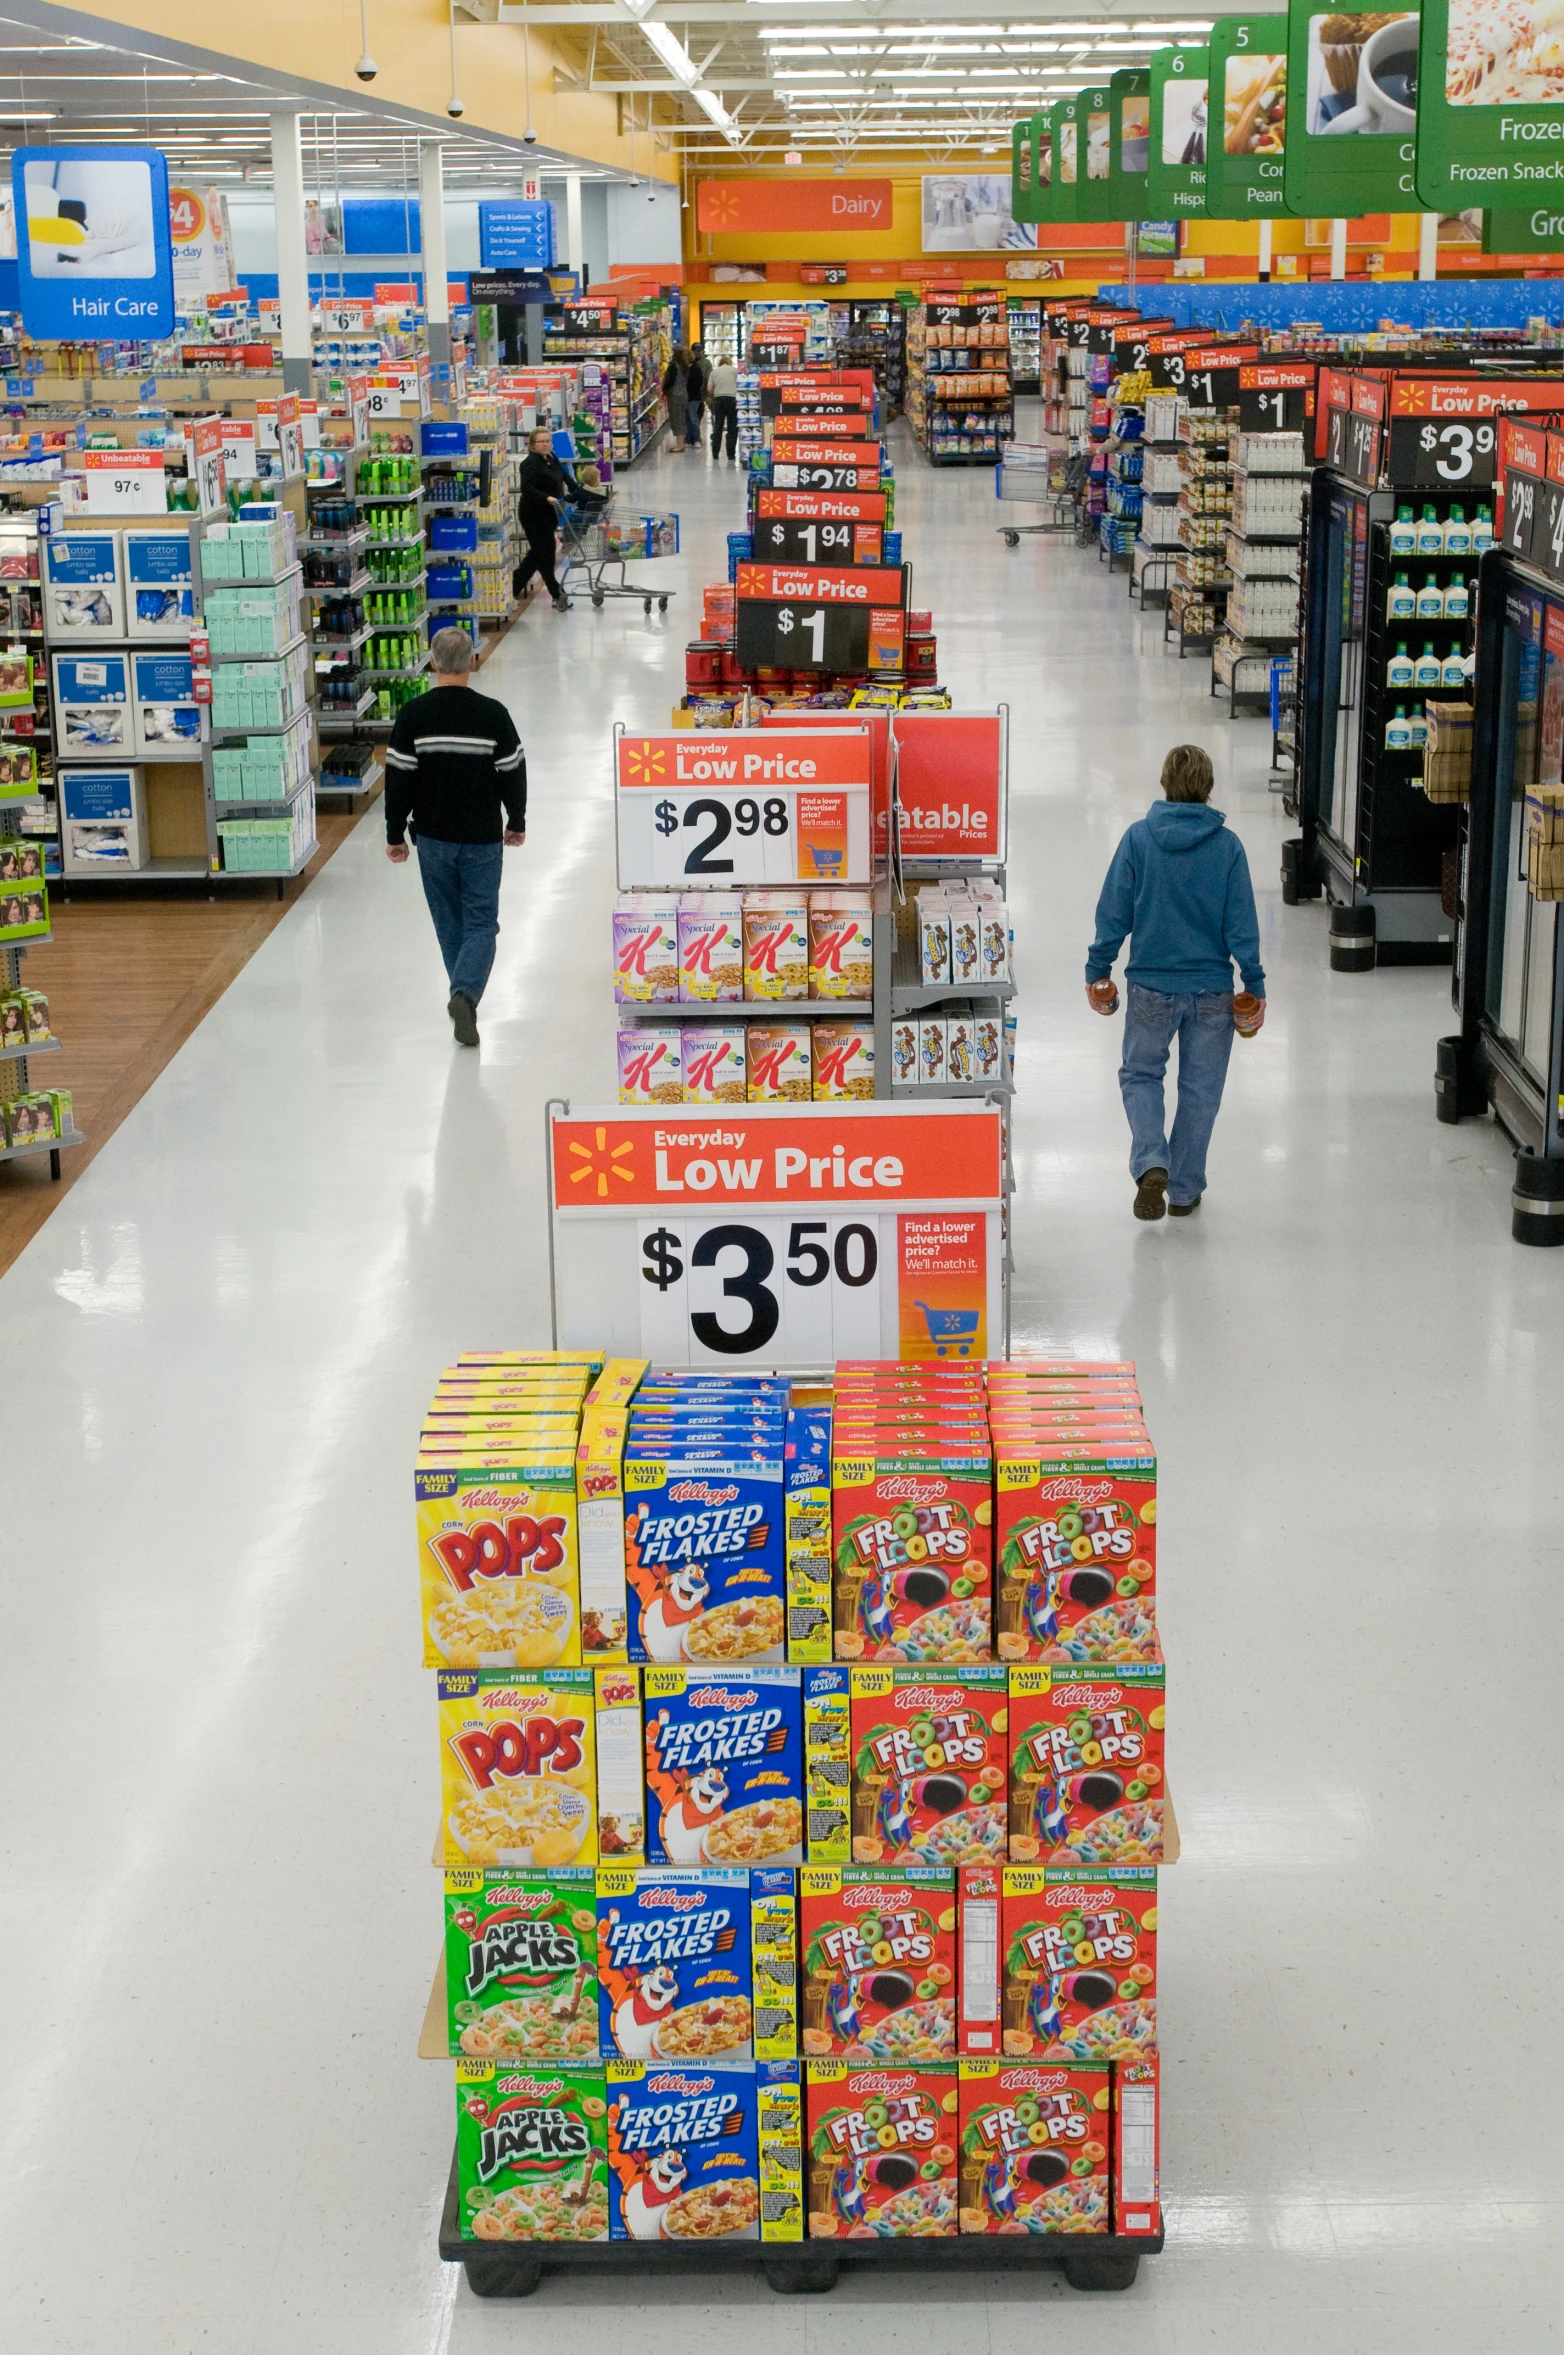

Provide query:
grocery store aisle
left=0, top=419, right=1559, bottom=2355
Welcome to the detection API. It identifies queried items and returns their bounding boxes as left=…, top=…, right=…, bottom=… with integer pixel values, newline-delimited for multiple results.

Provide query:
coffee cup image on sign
left=1161, top=79, right=1208, bottom=166
left=23, top=157, right=160, bottom=276
left=1307, top=13, right=1418, bottom=134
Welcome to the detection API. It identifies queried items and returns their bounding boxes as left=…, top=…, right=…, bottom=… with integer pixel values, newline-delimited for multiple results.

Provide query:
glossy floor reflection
left=0, top=419, right=1559, bottom=2355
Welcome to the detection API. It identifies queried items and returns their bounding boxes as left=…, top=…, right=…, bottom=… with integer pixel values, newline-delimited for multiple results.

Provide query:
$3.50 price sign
left=549, top=1103, right=1004, bottom=1367
left=616, top=726, right=873, bottom=887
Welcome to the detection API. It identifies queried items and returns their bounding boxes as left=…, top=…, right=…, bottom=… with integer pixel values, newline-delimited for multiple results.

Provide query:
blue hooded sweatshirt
left=1086, top=801, right=1266, bottom=998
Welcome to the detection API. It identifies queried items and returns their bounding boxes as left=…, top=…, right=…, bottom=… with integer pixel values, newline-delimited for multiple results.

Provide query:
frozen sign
left=12, top=147, right=175, bottom=340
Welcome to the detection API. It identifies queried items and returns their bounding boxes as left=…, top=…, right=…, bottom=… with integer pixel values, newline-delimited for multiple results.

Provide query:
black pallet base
left=439, top=2156, right=1159, bottom=2300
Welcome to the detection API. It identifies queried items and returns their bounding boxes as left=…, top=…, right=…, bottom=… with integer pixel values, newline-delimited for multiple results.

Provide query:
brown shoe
left=1168, top=1195, right=1202, bottom=1218
left=1133, top=1168, right=1168, bottom=1221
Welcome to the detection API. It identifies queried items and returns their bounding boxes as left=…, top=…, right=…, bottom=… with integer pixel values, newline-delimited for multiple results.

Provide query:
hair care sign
left=12, top=145, right=175, bottom=339
left=1416, top=0, right=1564, bottom=206
left=1148, top=47, right=1211, bottom=215
left=1204, top=18, right=1293, bottom=216
left=1285, top=1, right=1419, bottom=214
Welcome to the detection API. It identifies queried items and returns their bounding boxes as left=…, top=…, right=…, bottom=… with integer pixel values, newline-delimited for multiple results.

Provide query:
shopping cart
left=995, top=443, right=1076, bottom=545
left=913, top=1302, right=981, bottom=1359
left=556, top=493, right=678, bottom=615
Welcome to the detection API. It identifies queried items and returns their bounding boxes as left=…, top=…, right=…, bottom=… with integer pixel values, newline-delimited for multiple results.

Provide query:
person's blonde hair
left=1161, top=744, right=1214, bottom=803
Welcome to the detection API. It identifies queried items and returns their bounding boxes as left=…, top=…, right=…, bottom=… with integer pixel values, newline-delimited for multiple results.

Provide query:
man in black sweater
left=385, top=627, right=526, bottom=1048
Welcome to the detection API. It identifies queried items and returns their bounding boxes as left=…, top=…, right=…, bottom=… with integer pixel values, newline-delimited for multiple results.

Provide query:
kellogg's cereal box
left=444, top=1867, right=601, bottom=2060
left=439, top=1670, right=598, bottom=1869
left=1114, top=2052, right=1161, bottom=2236
left=618, top=1024, right=684, bottom=1106
left=576, top=1412, right=630, bottom=1661
left=832, top=1439, right=994, bottom=1663
left=957, top=2061, right=1110, bottom=2234
left=1001, top=1866, right=1157, bottom=2064
left=805, top=2062, right=958, bottom=2237
left=593, top=1666, right=646, bottom=1863
left=850, top=1667, right=1008, bottom=1868
left=804, top=1662, right=851, bottom=1863
left=747, top=1021, right=812, bottom=1102
left=956, top=1860, right=1002, bottom=2055
left=596, top=1866, right=754, bottom=2061
left=800, top=1866, right=956, bottom=2061
left=742, top=891, right=808, bottom=1001
left=757, top=2060, right=805, bottom=2241
left=455, top=2060, right=610, bottom=2242
left=993, top=1441, right=1157, bottom=1664
left=682, top=1024, right=748, bottom=1105
left=606, top=2061, right=762, bottom=2240
left=417, top=1451, right=582, bottom=1670
left=808, top=893, right=873, bottom=1000
left=679, top=895, right=743, bottom=1002
left=624, top=1446, right=786, bottom=1665
left=812, top=1021, right=875, bottom=1101
left=1008, top=1665, right=1165, bottom=1867
left=614, top=894, right=679, bottom=1002
left=785, top=1408, right=833, bottom=1663
left=643, top=1664, right=804, bottom=1866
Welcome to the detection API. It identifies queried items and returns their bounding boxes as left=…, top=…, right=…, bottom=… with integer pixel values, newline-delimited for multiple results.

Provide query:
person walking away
left=1085, top=742, right=1265, bottom=1221
left=662, top=346, right=690, bottom=451
left=707, top=354, right=740, bottom=461
left=684, top=344, right=708, bottom=451
left=512, top=426, right=576, bottom=612
left=386, top=626, right=526, bottom=1050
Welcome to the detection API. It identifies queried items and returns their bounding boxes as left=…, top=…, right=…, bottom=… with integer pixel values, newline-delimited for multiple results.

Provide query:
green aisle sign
left=1285, top=1, right=1420, bottom=214
left=1148, top=45, right=1211, bottom=217
left=1073, top=82, right=1120, bottom=221
left=1027, top=110, right=1055, bottom=223
left=1415, top=0, right=1564, bottom=209
left=1013, top=117, right=1034, bottom=221
left=1483, top=202, right=1564, bottom=250
left=1109, top=68, right=1153, bottom=223
left=1205, top=15, right=1293, bottom=216
left=1050, top=95, right=1084, bottom=221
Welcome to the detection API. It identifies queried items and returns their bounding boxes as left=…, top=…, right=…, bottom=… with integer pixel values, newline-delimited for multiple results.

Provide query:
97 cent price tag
left=616, top=727, right=872, bottom=886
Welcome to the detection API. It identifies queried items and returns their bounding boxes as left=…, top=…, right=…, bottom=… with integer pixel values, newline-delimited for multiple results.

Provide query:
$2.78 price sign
left=616, top=728, right=872, bottom=886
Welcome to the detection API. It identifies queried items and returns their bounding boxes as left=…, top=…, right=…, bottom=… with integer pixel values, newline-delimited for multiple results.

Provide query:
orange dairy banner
left=698, top=179, right=893, bottom=234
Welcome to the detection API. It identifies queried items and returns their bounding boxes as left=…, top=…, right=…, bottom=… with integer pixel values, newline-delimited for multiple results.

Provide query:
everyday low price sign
left=616, top=726, right=873, bottom=887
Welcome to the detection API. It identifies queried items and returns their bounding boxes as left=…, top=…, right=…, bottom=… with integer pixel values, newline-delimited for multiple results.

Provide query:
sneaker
left=1168, top=1195, right=1202, bottom=1218
left=1132, top=1167, right=1169, bottom=1222
left=449, top=991, right=479, bottom=1048
left=552, top=594, right=572, bottom=612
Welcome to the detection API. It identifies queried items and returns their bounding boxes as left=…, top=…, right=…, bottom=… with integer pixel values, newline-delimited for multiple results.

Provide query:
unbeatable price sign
left=891, top=712, right=1006, bottom=861
left=615, top=725, right=872, bottom=887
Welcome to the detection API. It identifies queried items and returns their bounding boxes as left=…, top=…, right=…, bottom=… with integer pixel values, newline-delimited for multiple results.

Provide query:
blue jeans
left=417, top=836, right=502, bottom=1004
left=685, top=399, right=703, bottom=447
left=1118, top=985, right=1235, bottom=1205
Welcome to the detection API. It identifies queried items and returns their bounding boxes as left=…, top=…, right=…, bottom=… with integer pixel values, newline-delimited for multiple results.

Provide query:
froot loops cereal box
left=417, top=1450, right=583, bottom=1670
left=444, top=1867, right=601, bottom=2061
left=439, top=1670, right=598, bottom=1869
left=1002, top=1866, right=1157, bottom=2064
left=805, top=2062, right=958, bottom=2237
left=606, top=2061, right=763, bottom=2242
left=850, top=1667, right=1008, bottom=1868
left=455, top=2060, right=610, bottom=2242
left=957, top=2061, right=1109, bottom=2234
left=831, top=1434, right=993, bottom=1663
left=596, top=1866, right=754, bottom=2062
left=643, top=1664, right=804, bottom=1866
left=993, top=1436, right=1157, bottom=1665
left=1008, top=1665, right=1165, bottom=1867
left=800, top=1865, right=956, bottom=2061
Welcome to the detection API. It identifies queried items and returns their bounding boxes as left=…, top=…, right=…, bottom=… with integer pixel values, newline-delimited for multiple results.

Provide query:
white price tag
left=79, top=451, right=168, bottom=515
left=616, top=727, right=872, bottom=889
left=635, top=1211, right=887, bottom=1365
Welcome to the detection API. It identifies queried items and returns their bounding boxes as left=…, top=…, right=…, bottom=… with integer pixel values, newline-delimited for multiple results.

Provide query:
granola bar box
left=800, top=1865, right=956, bottom=2061
left=606, top=2060, right=762, bottom=2241
left=596, top=1865, right=754, bottom=2062
left=1008, top=1664, right=1165, bottom=1867
left=455, top=2060, right=610, bottom=2242
left=831, top=1435, right=994, bottom=1663
left=643, top=1663, right=804, bottom=1867
left=957, top=2060, right=1109, bottom=2234
left=444, top=1866, right=601, bottom=2060
left=850, top=1667, right=1008, bottom=1869
left=623, top=1442, right=786, bottom=1665
left=417, top=1447, right=583, bottom=1670
left=1001, top=1865, right=1157, bottom=2063
left=805, top=2062, right=958, bottom=2238
left=804, top=1662, right=851, bottom=1864
left=993, top=1437, right=1157, bottom=1665
left=438, top=1670, right=598, bottom=1870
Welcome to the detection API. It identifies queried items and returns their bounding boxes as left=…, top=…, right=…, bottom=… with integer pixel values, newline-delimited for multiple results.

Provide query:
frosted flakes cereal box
left=456, top=2061, right=610, bottom=2242
left=444, top=1867, right=601, bottom=2060
left=785, top=1408, right=833, bottom=1663
left=806, top=2062, right=958, bottom=2237
left=643, top=1664, right=804, bottom=1866
left=439, top=1670, right=597, bottom=1869
left=1008, top=1665, right=1165, bottom=1867
left=994, top=1440, right=1157, bottom=1664
left=624, top=1445, right=786, bottom=1664
left=607, top=2061, right=762, bottom=2240
left=593, top=1666, right=646, bottom=1863
left=804, top=1663, right=851, bottom=1864
left=800, top=1865, right=956, bottom=2061
left=596, top=1865, right=753, bottom=2061
left=417, top=1453, right=581, bottom=1670
left=751, top=1867, right=799, bottom=2062
left=1002, top=1866, right=1157, bottom=2064
left=832, top=1438, right=993, bottom=1663
left=850, top=1667, right=1008, bottom=1869
left=957, top=2061, right=1109, bottom=2234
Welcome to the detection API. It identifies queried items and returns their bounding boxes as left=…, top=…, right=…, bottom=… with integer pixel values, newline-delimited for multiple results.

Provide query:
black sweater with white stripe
left=385, top=684, right=527, bottom=845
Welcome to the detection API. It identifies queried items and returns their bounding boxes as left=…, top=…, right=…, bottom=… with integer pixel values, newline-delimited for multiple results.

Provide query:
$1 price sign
left=616, top=727, right=872, bottom=887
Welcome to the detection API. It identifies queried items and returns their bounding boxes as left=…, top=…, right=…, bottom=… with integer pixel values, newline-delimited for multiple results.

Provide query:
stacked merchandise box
left=1170, top=409, right=1234, bottom=651
left=1216, top=429, right=1309, bottom=706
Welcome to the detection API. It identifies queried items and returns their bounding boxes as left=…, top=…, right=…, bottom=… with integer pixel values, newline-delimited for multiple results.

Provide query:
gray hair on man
left=430, top=625, right=475, bottom=678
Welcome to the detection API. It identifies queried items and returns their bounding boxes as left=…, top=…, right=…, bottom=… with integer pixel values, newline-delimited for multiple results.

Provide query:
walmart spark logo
left=567, top=1125, right=636, bottom=1199
left=623, top=741, right=670, bottom=787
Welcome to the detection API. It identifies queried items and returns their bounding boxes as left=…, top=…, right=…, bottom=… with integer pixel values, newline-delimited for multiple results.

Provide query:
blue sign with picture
left=11, top=145, right=174, bottom=340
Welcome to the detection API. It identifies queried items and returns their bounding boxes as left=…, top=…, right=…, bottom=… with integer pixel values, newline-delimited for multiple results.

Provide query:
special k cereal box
left=1008, top=1665, right=1165, bottom=1867
left=678, top=895, right=743, bottom=1002
left=607, top=2061, right=763, bottom=2240
left=1001, top=1866, right=1157, bottom=2064
left=800, top=1865, right=956, bottom=2061
left=850, top=1667, right=1008, bottom=1869
left=993, top=1439, right=1158, bottom=1664
left=1114, top=2052, right=1161, bottom=2236
left=456, top=2060, right=610, bottom=2241
left=444, top=1867, right=601, bottom=2060
left=682, top=1024, right=747, bottom=1105
left=643, top=1664, right=804, bottom=1866
left=831, top=1436, right=994, bottom=1662
left=812, top=1021, right=875, bottom=1101
left=439, top=1670, right=598, bottom=1869
left=596, top=1866, right=754, bottom=2062
left=806, top=2062, right=958, bottom=2237
left=618, top=1024, right=683, bottom=1106
left=957, top=2061, right=1110, bottom=2234
left=417, top=1450, right=582, bottom=1670
left=747, top=1021, right=812, bottom=1102
left=742, top=891, right=808, bottom=1001
left=613, top=894, right=678, bottom=1003
left=807, top=894, right=873, bottom=1000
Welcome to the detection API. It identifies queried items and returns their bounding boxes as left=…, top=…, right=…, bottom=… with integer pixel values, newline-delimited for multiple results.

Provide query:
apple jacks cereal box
left=850, top=1667, right=1008, bottom=1869
left=1001, top=1866, right=1157, bottom=2065
left=643, top=1664, right=804, bottom=1866
left=444, top=1868, right=601, bottom=2061
left=417, top=1451, right=582, bottom=1670
left=993, top=1439, right=1157, bottom=1664
left=957, top=2061, right=1110, bottom=2234
left=831, top=1436, right=993, bottom=1663
left=1008, top=1665, right=1165, bottom=1867
left=439, top=1670, right=597, bottom=1869
left=624, top=1444, right=786, bottom=1665
left=806, top=2062, right=958, bottom=2238
left=800, top=1866, right=956, bottom=2061
left=596, top=1866, right=753, bottom=2062
left=804, top=1663, right=851, bottom=1864
left=606, top=2061, right=762, bottom=2241
left=455, top=2061, right=610, bottom=2242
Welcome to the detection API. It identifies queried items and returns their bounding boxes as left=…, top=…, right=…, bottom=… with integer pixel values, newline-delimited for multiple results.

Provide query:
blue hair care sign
left=12, top=147, right=174, bottom=340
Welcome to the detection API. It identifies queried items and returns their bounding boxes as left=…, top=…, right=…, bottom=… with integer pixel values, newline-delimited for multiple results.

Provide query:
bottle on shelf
left=1390, top=504, right=1416, bottom=556
left=1387, top=573, right=1416, bottom=621
left=1414, top=643, right=1442, bottom=690
left=1444, top=506, right=1471, bottom=556
left=1408, top=705, right=1428, bottom=750
left=1416, top=575, right=1445, bottom=620
left=1385, top=704, right=1412, bottom=750
left=1473, top=505, right=1495, bottom=551
left=1386, top=641, right=1414, bottom=689
left=1416, top=505, right=1445, bottom=556
left=1445, top=575, right=1471, bottom=620
left=1441, top=648, right=1468, bottom=688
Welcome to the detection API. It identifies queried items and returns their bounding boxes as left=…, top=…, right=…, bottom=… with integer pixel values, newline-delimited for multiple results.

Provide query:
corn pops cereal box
left=806, top=2062, right=958, bottom=2238
left=785, top=1407, right=833, bottom=1663
left=456, top=2060, right=610, bottom=2241
left=444, top=1868, right=601, bottom=2060
left=850, top=1667, right=1008, bottom=1868
left=800, top=1866, right=956, bottom=2061
left=606, top=2060, right=763, bottom=2241
left=439, top=1670, right=598, bottom=1868
left=832, top=1436, right=993, bottom=1663
left=804, top=1662, right=851, bottom=1863
left=1001, top=1866, right=1157, bottom=2064
left=957, top=2061, right=1109, bottom=2234
left=994, top=1440, right=1157, bottom=1664
left=643, top=1664, right=804, bottom=1866
left=1008, top=1665, right=1165, bottom=1867
left=624, top=1443, right=786, bottom=1665
left=752, top=1867, right=799, bottom=2062
left=1113, top=2052, right=1161, bottom=2236
left=417, top=1448, right=582, bottom=1670
left=593, top=1666, right=646, bottom=1863
left=596, top=1865, right=754, bottom=2061
left=956, top=1860, right=1003, bottom=2055
left=585, top=1358, right=650, bottom=1411
left=577, top=1415, right=630, bottom=1661
left=757, top=2060, right=805, bottom=2240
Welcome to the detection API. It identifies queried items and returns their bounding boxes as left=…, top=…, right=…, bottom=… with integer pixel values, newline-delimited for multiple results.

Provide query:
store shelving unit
left=1132, top=392, right=1183, bottom=610
left=1167, top=409, right=1233, bottom=658
left=836, top=300, right=907, bottom=415
left=1213, top=430, right=1307, bottom=716
left=1006, top=297, right=1041, bottom=396
left=0, top=869, right=81, bottom=1181
left=541, top=301, right=673, bottom=468
left=908, top=296, right=1014, bottom=466
left=303, top=449, right=386, bottom=809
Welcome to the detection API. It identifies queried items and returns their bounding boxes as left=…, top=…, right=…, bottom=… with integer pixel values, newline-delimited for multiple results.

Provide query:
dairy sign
left=615, top=725, right=873, bottom=888
left=1417, top=0, right=1564, bottom=208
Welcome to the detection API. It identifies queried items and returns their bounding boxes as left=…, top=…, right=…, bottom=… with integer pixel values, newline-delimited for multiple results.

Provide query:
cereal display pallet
left=437, top=2156, right=1159, bottom=2299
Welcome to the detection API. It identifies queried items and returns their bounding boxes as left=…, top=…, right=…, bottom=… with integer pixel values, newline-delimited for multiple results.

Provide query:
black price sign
left=762, top=386, right=866, bottom=418
left=1502, top=467, right=1539, bottom=559
left=1326, top=402, right=1381, bottom=487
left=1386, top=417, right=1500, bottom=490
left=735, top=598, right=871, bottom=672
left=753, top=341, right=801, bottom=368
left=771, top=459, right=879, bottom=491
left=1537, top=476, right=1564, bottom=578
left=753, top=514, right=878, bottom=565
left=1238, top=368, right=1313, bottom=433
left=1146, top=338, right=1216, bottom=390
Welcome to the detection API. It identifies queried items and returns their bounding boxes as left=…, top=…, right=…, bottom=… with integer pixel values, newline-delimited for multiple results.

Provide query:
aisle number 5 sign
left=615, top=724, right=873, bottom=888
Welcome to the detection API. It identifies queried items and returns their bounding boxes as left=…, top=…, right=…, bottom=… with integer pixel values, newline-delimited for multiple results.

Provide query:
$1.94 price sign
left=550, top=1103, right=1004, bottom=1367
left=616, top=726, right=872, bottom=887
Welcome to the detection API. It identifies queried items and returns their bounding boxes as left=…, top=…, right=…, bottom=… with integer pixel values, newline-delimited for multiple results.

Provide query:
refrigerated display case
left=836, top=300, right=906, bottom=415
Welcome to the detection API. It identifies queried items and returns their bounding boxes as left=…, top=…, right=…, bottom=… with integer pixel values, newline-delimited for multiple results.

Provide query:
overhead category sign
left=697, top=179, right=893, bottom=233
left=1148, top=45, right=1211, bottom=216
left=1286, top=1, right=1420, bottom=215
left=1416, top=0, right=1564, bottom=209
left=1204, top=17, right=1292, bottom=216
left=12, top=145, right=175, bottom=339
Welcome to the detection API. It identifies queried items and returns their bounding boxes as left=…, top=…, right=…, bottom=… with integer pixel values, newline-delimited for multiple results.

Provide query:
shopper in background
left=512, top=425, right=576, bottom=613
left=385, top=626, right=527, bottom=1051
left=1085, top=742, right=1265, bottom=1222
left=662, top=346, right=691, bottom=450
left=685, top=343, right=708, bottom=451
left=707, top=353, right=740, bottom=462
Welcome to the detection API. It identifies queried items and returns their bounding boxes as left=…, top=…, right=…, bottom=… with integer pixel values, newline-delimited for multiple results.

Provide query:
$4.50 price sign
left=616, top=726, right=873, bottom=887
left=549, top=1102, right=1004, bottom=1367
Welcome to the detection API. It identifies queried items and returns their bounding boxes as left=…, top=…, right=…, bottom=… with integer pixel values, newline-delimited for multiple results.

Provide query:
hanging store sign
left=12, top=145, right=175, bottom=340
left=698, top=179, right=893, bottom=233
left=1204, top=18, right=1292, bottom=216
left=891, top=712, right=1006, bottom=862
left=1148, top=46, right=1211, bottom=216
left=1415, top=0, right=1564, bottom=210
left=615, top=725, right=873, bottom=888
left=755, top=486, right=888, bottom=527
left=1285, top=1, right=1420, bottom=216
left=1237, top=360, right=1316, bottom=430
left=1109, top=68, right=1154, bottom=222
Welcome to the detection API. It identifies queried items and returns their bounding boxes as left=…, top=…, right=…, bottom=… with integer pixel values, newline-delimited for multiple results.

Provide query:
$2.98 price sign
left=616, top=727, right=872, bottom=887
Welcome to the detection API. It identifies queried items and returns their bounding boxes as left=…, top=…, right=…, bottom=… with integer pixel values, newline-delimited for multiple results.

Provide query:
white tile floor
left=1, top=416, right=1559, bottom=2354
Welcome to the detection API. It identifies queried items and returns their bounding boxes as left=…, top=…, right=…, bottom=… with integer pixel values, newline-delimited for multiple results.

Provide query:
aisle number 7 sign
left=548, top=1101, right=1005, bottom=1367
left=615, top=725, right=873, bottom=888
